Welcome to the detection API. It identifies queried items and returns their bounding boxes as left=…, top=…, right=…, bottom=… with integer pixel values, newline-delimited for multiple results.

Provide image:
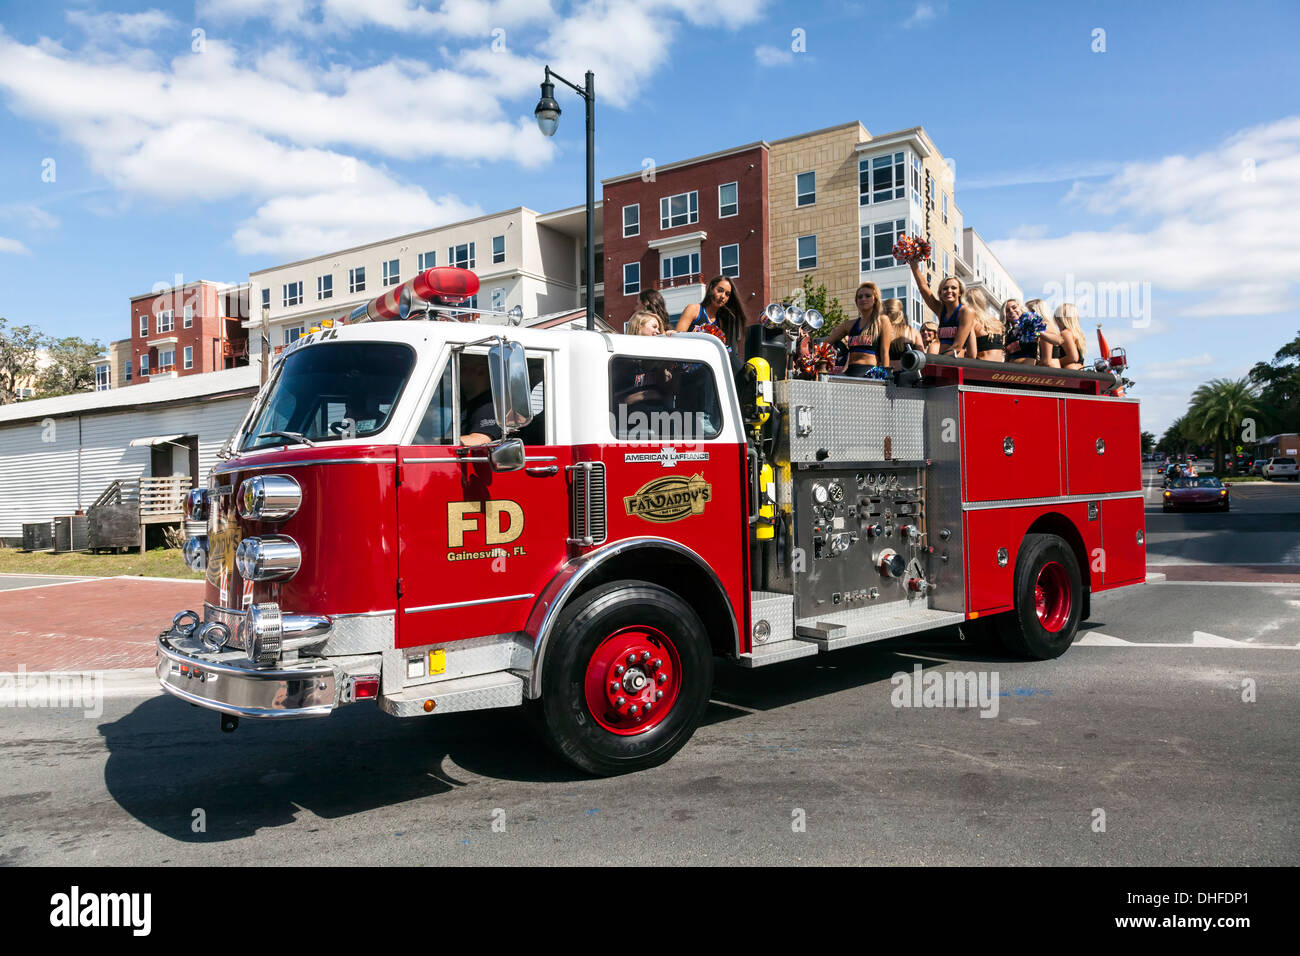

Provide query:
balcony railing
left=656, top=272, right=704, bottom=291
left=223, top=340, right=249, bottom=358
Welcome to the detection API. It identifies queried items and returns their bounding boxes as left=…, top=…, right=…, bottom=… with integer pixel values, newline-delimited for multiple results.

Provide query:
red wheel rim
left=583, top=625, right=682, bottom=736
left=1034, top=561, right=1071, bottom=633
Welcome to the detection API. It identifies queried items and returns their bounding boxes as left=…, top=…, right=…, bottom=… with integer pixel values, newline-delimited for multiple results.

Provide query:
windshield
left=1170, top=478, right=1222, bottom=489
left=239, top=342, right=415, bottom=451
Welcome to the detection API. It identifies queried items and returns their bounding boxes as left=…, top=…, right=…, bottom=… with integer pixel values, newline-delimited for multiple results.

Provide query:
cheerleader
left=675, top=275, right=748, bottom=350
left=628, top=310, right=669, bottom=336
left=909, top=259, right=975, bottom=357
left=1024, top=297, right=1066, bottom=367
left=1054, top=303, right=1087, bottom=370
left=921, top=319, right=940, bottom=354
left=824, top=282, right=891, bottom=377
left=638, top=289, right=671, bottom=330
left=883, top=297, right=922, bottom=368
left=1001, top=299, right=1034, bottom=365
left=968, top=289, right=1005, bottom=362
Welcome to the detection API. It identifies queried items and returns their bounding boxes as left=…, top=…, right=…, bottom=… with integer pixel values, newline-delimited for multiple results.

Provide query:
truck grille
left=568, top=461, right=607, bottom=546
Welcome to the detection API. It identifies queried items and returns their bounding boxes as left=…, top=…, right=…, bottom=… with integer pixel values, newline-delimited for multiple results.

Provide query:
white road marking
left=1076, top=631, right=1299, bottom=649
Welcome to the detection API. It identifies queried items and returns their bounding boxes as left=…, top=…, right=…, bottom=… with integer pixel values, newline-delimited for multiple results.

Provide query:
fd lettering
left=447, top=500, right=525, bottom=548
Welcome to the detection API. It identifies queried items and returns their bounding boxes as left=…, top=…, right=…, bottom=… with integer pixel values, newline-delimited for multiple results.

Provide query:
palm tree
left=1188, top=378, right=1261, bottom=474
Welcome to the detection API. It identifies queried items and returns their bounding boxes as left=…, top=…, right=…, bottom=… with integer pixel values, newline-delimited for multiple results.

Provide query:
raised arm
left=945, top=309, right=977, bottom=357
left=909, top=259, right=942, bottom=316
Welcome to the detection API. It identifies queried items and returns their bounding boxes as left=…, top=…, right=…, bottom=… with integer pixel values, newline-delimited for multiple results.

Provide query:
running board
left=736, top=637, right=820, bottom=668
left=379, top=672, right=523, bottom=717
left=796, top=607, right=966, bottom=652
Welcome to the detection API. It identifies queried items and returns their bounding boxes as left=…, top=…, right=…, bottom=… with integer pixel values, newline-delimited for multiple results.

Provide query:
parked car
left=1251, top=458, right=1269, bottom=476
left=1163, top=476, right=1230, bottom=512
left=1263, top=457, right=1299, bottom=481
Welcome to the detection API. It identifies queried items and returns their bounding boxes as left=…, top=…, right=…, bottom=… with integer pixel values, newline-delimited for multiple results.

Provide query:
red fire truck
left=158, top=268, right=1145, bottom=775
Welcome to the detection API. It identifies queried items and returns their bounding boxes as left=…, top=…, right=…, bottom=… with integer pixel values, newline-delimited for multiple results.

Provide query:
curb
left=0, top=667, right=160, bottom=705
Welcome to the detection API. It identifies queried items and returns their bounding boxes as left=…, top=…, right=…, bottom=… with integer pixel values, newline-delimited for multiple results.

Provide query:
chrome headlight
left=235, top=535, right=301, bottom=581
left=182, top=535, right=208, bottom=572
left=184, top=487, right=210, bottom=521
left=237, top=474, right=301, bottom=521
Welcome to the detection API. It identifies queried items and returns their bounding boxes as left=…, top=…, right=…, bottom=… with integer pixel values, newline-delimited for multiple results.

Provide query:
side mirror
left=487, top=340, right=533, bottom=435
left=489, top=437, right=525, bottom=472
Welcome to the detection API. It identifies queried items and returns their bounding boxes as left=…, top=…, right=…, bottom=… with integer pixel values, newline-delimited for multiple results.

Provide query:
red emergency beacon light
left=342, top=267, right=481, bottom=323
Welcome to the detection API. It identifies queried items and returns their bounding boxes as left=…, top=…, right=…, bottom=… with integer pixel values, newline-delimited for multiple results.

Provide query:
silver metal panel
left=796, top=582, right=944, bottom=634
left=379, top=672, right=523, bottom=717
left=798, top=607, right=966, bottom=652
left=777, top=378, right=893, bottom=463
left=400, top=633, right=532, bottom=689
left=317, top=612, right=394, bottom=656
left=736, top=638, right=820, bottom=667
left=962, top=491, right=1144, bottom=511
left=958, top=384, right=1139, bottom=404
left=749, top=590, right=794, bottom=645
left=888, top=390, right=926, bottom=461
left=923, top=385, right=964, bottom=613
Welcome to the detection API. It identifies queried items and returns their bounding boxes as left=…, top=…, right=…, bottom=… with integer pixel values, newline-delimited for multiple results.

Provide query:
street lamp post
left=535, top=66, right=595, bottom=332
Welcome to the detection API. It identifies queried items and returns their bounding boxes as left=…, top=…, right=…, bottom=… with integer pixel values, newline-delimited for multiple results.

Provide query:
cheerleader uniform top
left=976, top=329, right=1005, bottom=352
left=844, top=315, right=879, bottom=360
left=688, top=305, right=734, bottom=352
left=937, top=305, right=962, bottom=348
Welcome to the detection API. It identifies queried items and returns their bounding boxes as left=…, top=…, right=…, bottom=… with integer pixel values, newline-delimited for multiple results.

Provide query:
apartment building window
left=418, top=251, right=436, bottom=271
left=797, top=235, right=818, bottom=271
left=490, top=287, right=505, bottom=312
left=125, top=360, right=132, bottom=383
left=183, top=304, right=194, bottom=328
left=449, top=242, right=475, bottom=269
left=261, top=287, right=270, bottom=313
left=157, top=309, right=174, bottom=333
left=139, top=354, right=149, bottom=376
left=910, top=156, right=922, bottom=204
left=184, top=346, right=193, bottom=370
left=382, top=258, right=400, bottom=287
left=349, top=267, right=366, bottom=293
left=661, top=251, right=700, bottom=283
left=720, top=244, right=740, bottom=278
left=719, top=182, right=738, bottom=218
left=317, top=274, right=333, bottom=300
left=860, top=151, right=905, bottom=205
left=942, top=192, right=949, bottom=224
left=283, top=326, right=305, bottom=345
left=95, top=365, right=110, bottom=391
left=796, top=171, right=816, bottom=206
left=862, top=219, right=908, bottom=271
left=623, top=203, right=639, bottom=237
left=623, top=262, right=640, bottom=295
left=159, top=348, right=175, bottom=369
left=659, top=191, right=698, bottom=229
left=283, top=281, right=303, bottom=307
left=943, top=251, right=950, bottom=276
left=139, top=313, right=148, bottom=336
left=491, top=235, right=506, bottom=264
left=929, top=177, right=936, bottom=205
left=464, top=294, right=479, bottom=310
left=911, top=285, right=925, bottom=326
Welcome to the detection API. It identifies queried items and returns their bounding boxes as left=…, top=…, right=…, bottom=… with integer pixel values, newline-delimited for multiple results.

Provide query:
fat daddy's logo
left=624, top=473, right=712, bottom=523
left=446, top=500, right=526, bottom=560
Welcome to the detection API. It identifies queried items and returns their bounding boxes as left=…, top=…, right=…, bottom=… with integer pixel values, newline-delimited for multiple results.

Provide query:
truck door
left=396, top=348, right=570, bottom=648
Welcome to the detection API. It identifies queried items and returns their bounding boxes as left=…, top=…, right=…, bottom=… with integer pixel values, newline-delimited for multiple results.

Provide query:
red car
left=1163, top=476, right=1229, bottom=512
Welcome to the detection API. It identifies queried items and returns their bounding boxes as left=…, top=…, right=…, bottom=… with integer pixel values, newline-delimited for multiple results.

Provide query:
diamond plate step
left=796, top=606, right=964, bottom=651
left=736, top=637, right=820, bottom=668
left=379, top=672, right=523, bottom=717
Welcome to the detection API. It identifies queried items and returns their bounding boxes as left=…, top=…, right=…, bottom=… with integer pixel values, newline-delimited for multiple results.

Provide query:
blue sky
left=1, top=0, right=1299, bottom=436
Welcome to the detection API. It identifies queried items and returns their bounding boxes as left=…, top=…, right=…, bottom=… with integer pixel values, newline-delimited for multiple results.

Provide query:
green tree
left=0, top=317, right=45, bottom=405
left=1248, top=329, right=1300, bottom=435
left=1188, top=377, right=1261, bottom=475
left=1140, top=430, right=1156, bottom=455
left=35, top=335, right=103, bottom=398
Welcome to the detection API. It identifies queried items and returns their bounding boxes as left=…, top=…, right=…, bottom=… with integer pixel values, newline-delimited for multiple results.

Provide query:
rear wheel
left=536, top=581, right=713, bottom=776
left=993, top=533, right=1083, bottom=660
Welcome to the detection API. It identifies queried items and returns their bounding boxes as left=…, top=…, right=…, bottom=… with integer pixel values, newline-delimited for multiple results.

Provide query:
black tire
left=536, top=580, right=713, bottom=776
left=993, top=533, right=1083, bottom=660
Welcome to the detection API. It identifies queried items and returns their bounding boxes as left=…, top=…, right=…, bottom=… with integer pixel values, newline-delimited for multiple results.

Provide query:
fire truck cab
left=158, top=277, right=1145, bottom=776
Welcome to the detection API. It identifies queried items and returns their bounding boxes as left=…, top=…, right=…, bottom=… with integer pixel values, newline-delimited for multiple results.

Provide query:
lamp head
left=534, top=79, right=561, bottom=137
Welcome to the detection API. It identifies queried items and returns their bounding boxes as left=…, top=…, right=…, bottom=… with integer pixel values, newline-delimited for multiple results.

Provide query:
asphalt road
left=1, top=581, right=1295, bottom=867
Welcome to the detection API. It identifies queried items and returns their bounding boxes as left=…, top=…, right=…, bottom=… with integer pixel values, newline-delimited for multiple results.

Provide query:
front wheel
left=993, top=533, right=1083, bottom=660
left=536, top=581, right=713, bottom=775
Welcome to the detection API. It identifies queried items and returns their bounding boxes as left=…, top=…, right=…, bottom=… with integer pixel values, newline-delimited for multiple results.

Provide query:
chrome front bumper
left=156, top=628, right=341, bottom=718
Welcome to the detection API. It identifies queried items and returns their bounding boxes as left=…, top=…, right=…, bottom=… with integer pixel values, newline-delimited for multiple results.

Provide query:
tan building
left=90, top=338, right=134, bottom=390
left=768, top=121, right=972, bottom=328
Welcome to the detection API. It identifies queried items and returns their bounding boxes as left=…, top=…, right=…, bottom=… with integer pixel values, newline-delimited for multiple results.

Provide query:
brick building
left=601, top=142, right=770, bottom=329
left=126, top=281, right=249, bottom=386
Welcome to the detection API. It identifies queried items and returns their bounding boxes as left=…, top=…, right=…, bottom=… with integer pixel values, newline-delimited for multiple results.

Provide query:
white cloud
left=990, top=116, right=1300, bottom=311
left=902, top=3, right=938, bottom=29
left=0, top=236, right=31, bottom=254
left=961, top=160, right=1123, bottom=191
left=754, top=44, right=793, bottom=67
left=1141, top=353, right=1214, bottom=380
left=65, top=9, right=177, bottom=42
